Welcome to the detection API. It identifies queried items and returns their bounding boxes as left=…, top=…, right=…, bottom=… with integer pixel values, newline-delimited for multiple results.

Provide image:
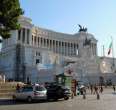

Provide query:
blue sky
left=2, top=0, right=116, bottom=57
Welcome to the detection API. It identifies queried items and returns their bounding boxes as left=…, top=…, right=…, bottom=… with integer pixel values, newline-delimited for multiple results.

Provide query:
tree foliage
left=0, top=0, right=23, bottom=39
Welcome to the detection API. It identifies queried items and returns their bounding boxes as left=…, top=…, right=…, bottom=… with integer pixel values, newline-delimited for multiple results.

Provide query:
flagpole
left=103, top=45, right=105, bottom=57
left=101, top=45, right=103, bottom=56
left=111, top=36, right=115, bottom=68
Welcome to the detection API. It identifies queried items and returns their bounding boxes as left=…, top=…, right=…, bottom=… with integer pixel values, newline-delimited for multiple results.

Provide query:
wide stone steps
left=0, top=82, right=23, bottom=98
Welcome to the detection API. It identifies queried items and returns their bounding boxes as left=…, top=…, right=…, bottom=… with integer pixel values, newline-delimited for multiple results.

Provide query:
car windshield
left=35, top=86, right=46, bottom=91
left=21, top=86, right=33, bottom=92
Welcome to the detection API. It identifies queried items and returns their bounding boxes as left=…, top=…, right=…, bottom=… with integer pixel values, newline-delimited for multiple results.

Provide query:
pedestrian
left=94, top=85, right=100, bottom=100
left=16, top=83, right=20, bottom=92
left=99, top=86, right=103, bottom=93
left=94, top=85, right=98, bottom=94
left=90, top=84, right=93, bottom=94
left=113, top=85, right=115, bottom=93
left=71, top=91, right=74, bottom=99
left=82, top=87, right=86, bottom=99
left=97, top=92, right=100, bottom=100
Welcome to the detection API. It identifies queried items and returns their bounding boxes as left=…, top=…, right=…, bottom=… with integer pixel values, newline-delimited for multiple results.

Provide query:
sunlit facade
left=0, top=16, right=116, bottom=84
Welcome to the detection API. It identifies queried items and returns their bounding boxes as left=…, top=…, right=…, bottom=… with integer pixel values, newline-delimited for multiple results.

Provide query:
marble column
left=25, top=29, right=27, bottom=44
left=51, top=40, right=53, bottom=51
left=48, top=39, right=50, bottom=50
left=76, top=44, right=78, bottom=56
left=66, top=42, right=68, bottom=56
left=64, top=42, right=66, bottom=55
left=37, top=36, right=38, bottom=47
left=69, top=43, right=71, bottom=56
left=54, top=40, right=56, bottom=52
left=57, top=41, right=59, bottom=54
left=61, top=42, right=63, bottom=54
left=59, top=41, right=61, bottom=54
left=63, top=42, right=65, bottom=55
left=72, top=43, right=74, bottom=56
left=45, top=38, right=47, bottom=48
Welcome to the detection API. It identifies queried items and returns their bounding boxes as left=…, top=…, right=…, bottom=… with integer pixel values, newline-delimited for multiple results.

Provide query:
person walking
left=99, top=86, right=103, bottom=93
left=90, top=84, right=93, bottom=94
left=82, top=87, right=86, bottom=99
left=113, top=85, right=115, bottom=93
left=71, top=90, right=74, bottom=99
left=94, top=85, right=100, bottom=100
left=16, top=83, right=20, bottom=92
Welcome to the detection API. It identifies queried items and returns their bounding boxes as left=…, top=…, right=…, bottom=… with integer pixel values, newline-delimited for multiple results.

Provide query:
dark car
left=46, top=83, right=70, bottom=101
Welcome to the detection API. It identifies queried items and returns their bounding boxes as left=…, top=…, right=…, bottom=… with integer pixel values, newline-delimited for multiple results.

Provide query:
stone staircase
left=0, top=82, right=20, bottom=98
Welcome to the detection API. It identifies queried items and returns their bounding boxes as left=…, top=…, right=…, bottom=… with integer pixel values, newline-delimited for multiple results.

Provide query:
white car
left=13, top=84, right=47, bottom=102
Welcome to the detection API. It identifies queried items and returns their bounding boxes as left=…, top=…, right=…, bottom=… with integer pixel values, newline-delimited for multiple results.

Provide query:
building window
left=53, top=40, right=55, bottom=45
left=36, top=59, right=40, bottom=64
left=46, top=39, right=49, bottom=46
left=49, top=40, right=52, bottom=44
left=76, top=44, right=78, bottom=48
left=62, top=42, right=64, bottom=46
left=38, top=37, right=39, bottom=46
left=44, top=38, right=46, bottom=46
left=56, top=41, right=58, bottom=46
left=71, top=43, right=73, bottom=47
left=59, top=41, right=61, bottom=46
left=18, top=30, right=21, bottom=40
left=34, top=36, right=36, bottom=45
left=64, top=42, right=67, bottom=46
left=32, top=35, right=33, bottom=45
left=68, top=43, right=70, bottom=47
left=22, top=28, right=25, bottom=43
left=74, top=44, right=75, bottom=48
left=38, top=52, right=40, bottom=56
left=36, top=52, right=40, bottom=56
left=41, top=38, right=43, bottom=45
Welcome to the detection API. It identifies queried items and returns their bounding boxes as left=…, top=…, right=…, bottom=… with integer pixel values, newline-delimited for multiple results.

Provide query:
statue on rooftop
left=78, top=24, right=87, bottom=32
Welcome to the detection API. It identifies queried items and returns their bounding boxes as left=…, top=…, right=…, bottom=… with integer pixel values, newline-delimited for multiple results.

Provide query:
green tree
left=0, top=0, right=23, bottom=39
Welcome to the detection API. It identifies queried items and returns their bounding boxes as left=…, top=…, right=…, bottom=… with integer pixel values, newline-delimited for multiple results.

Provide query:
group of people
left=81, top=84, right=116, bottom=100
left=90, top=84, right=103, bottom=95
left=89, top=84, right=103, bottom=100
left=89, top=84, right=116, bottom=94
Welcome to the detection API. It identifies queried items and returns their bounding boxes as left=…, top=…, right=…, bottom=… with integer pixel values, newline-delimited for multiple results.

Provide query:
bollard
left=97, top=93, right=100, bottom=100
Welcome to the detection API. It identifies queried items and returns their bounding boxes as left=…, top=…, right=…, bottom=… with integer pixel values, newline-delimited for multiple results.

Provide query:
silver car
left=13, top=84, right=47, bottom=102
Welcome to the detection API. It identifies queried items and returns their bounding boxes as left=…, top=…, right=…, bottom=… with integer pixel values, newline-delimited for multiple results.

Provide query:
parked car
left=12, top=84, right=47, bottom=102
left=46, top=83, right=70, bottom=101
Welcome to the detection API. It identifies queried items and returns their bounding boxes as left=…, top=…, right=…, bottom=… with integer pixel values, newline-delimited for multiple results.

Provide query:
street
left=0, top=88, right=116, bottom=110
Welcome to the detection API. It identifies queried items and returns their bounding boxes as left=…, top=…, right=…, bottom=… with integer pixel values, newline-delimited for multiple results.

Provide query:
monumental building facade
left=0, top=16, right=116, bottom=84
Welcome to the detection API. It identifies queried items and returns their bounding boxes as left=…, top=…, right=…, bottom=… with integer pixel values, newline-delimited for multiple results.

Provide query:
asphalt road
left=0, top=88, right=116, bottom=110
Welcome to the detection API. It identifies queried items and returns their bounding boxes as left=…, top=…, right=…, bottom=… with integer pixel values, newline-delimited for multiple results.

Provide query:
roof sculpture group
left=78, top=24, right=87, bottom=32
left=78, top=24, right=91, bottom=46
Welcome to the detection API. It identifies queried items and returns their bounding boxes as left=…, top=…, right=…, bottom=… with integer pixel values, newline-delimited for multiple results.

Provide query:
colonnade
left=31, top=35, right=78, bottom=56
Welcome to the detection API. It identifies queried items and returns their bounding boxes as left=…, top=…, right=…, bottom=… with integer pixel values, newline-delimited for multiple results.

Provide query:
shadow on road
left=0, top=99, right=65, bottom=106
